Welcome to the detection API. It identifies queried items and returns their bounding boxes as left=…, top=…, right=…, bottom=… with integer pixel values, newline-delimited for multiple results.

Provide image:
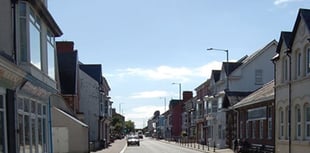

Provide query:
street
left=125, top=138, right=208, bottom=153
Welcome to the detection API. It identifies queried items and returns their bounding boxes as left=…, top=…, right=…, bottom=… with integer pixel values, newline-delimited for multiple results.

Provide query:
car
left=138, top=131, right=143, bottom=139
left=127, top=135, right=140, bottom=146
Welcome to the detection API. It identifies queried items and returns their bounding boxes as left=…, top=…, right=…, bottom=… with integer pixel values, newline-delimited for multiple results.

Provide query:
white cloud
left=274, top=0, right=303, bottom=5
left=114, top=61, right=222, bottom=82
left=125, top=105, right=165, bottom=128
left=129, top=90, right=169, bottom=99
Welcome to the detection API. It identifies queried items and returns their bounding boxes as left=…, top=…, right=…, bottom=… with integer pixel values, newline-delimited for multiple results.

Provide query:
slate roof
left=211, top=70, right=221, bottom=82
left=276, top=31, right=292, bottom=53
left=232, top=80, right=274, bottom=109
left=57, top=51, right=78, bottom=94
left=223, top=62, right=242, bottom=75
left=290, top=8, right=310, bottom=47
left=79, top=64, right=102, bottom=83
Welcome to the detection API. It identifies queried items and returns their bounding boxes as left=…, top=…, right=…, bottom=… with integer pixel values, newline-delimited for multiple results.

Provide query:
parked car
left=127, top=135, right=140, bottom=146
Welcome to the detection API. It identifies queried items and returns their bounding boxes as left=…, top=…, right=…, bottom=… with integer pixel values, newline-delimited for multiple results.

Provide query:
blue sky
left=48, top=0, right=310, bottom=128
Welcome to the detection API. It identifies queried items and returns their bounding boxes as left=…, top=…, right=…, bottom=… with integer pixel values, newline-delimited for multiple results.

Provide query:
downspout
left=48, top=96, right=53, bottom=153
left=271, top=55, right=277, bottom=148
left=285, top=50, right=292, bottom=153
left=11, top=0, right=17, bottom=63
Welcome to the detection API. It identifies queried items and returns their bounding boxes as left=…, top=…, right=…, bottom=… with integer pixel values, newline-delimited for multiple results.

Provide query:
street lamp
left=160, top=97, right=167, bottom=112
left=119, top=103, right=123, bottom=115
left=207, top=48, right=229, bottom=90
left=172, top=82, right=182, bottom=100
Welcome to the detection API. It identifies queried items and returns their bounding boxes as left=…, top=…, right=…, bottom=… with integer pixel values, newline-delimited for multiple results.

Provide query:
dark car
left=127, top=135, right=140, bottom=146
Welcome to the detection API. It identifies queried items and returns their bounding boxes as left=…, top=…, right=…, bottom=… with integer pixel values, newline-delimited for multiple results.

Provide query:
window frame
left=0, top=88, right=7, bottom=153
left=17, top=96, right=48, bottom=153
left=18, top=1, right=57, bottom=81
left=279, top=108, right=284, bottom=139
left=305, top=104, right=310, bottom=140
left=296, top=51, right=302, bottom=77
left=296, top=106, right=302, bottom=139
left=306, top=48, right=310, bottom=75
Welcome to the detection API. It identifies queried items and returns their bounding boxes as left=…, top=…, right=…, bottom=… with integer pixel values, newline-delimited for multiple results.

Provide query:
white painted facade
left=275, top=9, right=310, bottom=153
left=79, top=69, right=100, bottom=144
left=206, top=40, right=277, bottom=149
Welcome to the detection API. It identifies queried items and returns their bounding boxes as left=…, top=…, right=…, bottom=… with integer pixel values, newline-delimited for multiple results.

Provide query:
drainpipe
left=285, top=50, right=291, bottom=153
left=11, top=0, right=17, bottom=63
left=48, top=95, right=53, bottom=153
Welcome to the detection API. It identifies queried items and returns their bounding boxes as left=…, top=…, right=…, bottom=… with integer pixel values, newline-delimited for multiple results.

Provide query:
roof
left=226, top=91, right=252, bottom=106
left=57, top=51, right=78, bottom=94
left=290, top=8, right=310, bottom=48
left=232, top=80, right=274, bottom=109
left=223, top=62, right=242, bottom=75
left=54, top=107, right=88, bottom=127
left=211, top=70, right=221, bottom=82
left=79, top=64, right=102, bottom=83
left=276, top=31, right=292, bottom=53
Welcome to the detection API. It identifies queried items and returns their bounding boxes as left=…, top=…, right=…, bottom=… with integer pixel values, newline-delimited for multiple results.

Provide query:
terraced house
left=274, top=8, right=310, bottom=153
left=0, top=0, right=62, bottom=152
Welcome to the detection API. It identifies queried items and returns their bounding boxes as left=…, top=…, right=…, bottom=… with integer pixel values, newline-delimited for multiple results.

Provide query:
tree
left=111, top=115, right=124, bottom=138
left=125, top=120, right=135, bottom=134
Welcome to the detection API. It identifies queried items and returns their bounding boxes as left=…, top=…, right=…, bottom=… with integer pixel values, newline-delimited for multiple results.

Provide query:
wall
left=52, top=107, right=88, bottom=153
left=79, top=69, right=100, bottom=142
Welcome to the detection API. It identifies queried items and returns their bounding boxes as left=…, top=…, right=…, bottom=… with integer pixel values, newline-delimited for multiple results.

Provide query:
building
left=0, top=0, right=64, bottom=152
left=274, top=8, right=310, bottom=153
left=79, top=64, right=112, bottom=150
left=232, top=80, right=275, bottom=150
left=205, top=40, right=277, bottom=149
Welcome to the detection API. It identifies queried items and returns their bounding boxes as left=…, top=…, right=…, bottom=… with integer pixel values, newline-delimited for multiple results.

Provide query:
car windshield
left=128, top=136, right=139, bottom=139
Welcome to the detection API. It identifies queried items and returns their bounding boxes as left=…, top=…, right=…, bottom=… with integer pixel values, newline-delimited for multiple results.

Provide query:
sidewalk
left=160, top=140, right=234, bottom=153
left=91, top=139, right=126, bottom=153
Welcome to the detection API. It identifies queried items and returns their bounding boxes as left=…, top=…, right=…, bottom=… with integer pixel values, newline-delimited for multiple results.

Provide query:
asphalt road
left=124, top=138, right=204, bottom=153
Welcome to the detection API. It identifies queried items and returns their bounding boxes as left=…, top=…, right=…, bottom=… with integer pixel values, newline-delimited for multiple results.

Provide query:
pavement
left=91, top=139, right=127, bottom=153
left=91, top=138, right=234, bottom=153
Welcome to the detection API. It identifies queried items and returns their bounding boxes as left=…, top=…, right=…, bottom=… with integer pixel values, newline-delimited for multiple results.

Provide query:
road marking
left=119, top=144, right=127, bottom=153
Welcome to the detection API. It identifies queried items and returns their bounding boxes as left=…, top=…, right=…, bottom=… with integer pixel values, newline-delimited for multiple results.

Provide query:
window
left=305, top=105, right=310, bottom=140
left=18, top=1, right=57, bottom=80
left=0, top=91, right=7, bottom=153
left=17, top=97, right=47, bottom=153
left=260, top=120, right=264, bottom=139
left=47, top=31, right=55, bottom=79
left=279, top=108, right=284, bottom=139
left=255, top=69, right=263, bottom=85
left=296, top=106, right=301, bottom=139
left=307, top=48, right=310, bottom=74
left=268, top=118, right=272, bottom=139
left=286, top=107, right=290, bottom=140
left=283, top=58, right=289, bottom=81
left=240, top=121, right=243, bottom=139
left=246, top=121, right=249, bottom=139
left=29, top=8, right=42, bottom=69
left=252, top=121, right=256, bottom=139
left=297, top=52, right=302, bottom=77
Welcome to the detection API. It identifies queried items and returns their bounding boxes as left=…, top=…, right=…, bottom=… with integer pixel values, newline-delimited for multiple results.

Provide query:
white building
left=205, top=40, right=277, bottom=149
left=274, top=8, right=310, bottom=153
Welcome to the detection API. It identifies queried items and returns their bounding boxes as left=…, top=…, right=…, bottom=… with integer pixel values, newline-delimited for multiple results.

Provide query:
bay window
left=0, top=90, right=7, bottom=153
left=18, top=1, right=56, bottom=80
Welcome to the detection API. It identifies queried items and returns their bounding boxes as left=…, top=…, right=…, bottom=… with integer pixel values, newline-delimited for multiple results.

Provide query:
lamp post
left=172, top=82, right=182, bottom=100
left=119, top=103, right=123, bottom=115
left=160, top=97, right=167, bottom=112
left=207, top=48, right=229, bottom=90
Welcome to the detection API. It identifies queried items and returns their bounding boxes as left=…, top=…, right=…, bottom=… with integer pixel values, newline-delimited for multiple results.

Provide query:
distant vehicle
left=138, top=131, right=143, bottom=139
left=127, top=135, right=140, bottom=146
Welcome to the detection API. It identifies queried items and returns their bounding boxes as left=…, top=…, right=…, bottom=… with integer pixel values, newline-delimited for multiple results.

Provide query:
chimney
left=182, top=91, right=193, bottom=102
left=56, top=41, right=74, bottom=53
